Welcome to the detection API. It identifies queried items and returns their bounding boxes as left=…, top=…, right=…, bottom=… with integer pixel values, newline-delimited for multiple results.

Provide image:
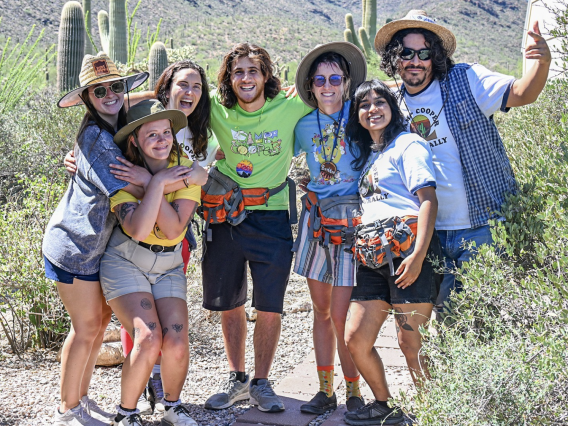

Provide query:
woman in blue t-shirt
left=292, top=42, right=367, bottom=414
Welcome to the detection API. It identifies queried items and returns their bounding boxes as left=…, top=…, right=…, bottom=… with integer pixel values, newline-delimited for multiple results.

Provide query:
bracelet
left=183, top=178, right=189, bottom=188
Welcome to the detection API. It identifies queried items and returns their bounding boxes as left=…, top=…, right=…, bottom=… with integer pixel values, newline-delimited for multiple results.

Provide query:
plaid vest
left=403, top=63, right=517, bottom=228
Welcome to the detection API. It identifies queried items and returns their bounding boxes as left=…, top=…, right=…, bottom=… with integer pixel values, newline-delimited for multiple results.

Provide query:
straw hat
left=58, top=52, right=148, bottom=108
left=295, top=42, right=367, bottom=109
left=113, top=100, right=187, bottom=153
left=374, top=10, right=456, bottom=57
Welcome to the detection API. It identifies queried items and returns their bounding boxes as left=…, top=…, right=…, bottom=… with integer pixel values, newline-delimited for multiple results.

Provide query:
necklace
left=316, top=104, right=344, bottom=180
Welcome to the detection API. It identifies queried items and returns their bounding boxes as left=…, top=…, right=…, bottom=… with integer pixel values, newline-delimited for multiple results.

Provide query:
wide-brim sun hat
left=114, top=100, right=187, bottom=153
left=295, top=41, right=367, bottom=110
left=374, top=10, right=456, bottom=57
left=58, top=52, right=148, bottom=108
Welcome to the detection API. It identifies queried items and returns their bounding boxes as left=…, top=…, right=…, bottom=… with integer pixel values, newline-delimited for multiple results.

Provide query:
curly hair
left=217, top=43, right=281, bottom=109
left=154, top=60, right=212, bottom=162
left=346, top=79, right=406, bottom=171
left=380, top=28, right=454, bottom=81
left=303, top=51, right=352, bottom=106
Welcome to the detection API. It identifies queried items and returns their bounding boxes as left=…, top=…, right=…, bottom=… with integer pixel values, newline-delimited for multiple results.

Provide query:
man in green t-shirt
left=203, top=43, right=312, bottom=413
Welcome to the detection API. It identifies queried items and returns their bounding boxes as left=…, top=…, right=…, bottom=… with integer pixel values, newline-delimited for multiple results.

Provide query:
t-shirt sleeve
left=109, top=190, right=138, bottom=212
left=294, top=125, right=304, bottom=156
left=87, top=148, right=128, bottom=198
left=397, top=139, right=437, bottom=195
left=466, top=63, right=516, bottom=118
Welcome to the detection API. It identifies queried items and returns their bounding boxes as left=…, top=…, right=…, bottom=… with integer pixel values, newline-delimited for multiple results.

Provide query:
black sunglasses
left=400, top=48, right=432, bottom=61
left=91, top=81, right=125, bottom=98
left=312, top=74, right=344, bottom=87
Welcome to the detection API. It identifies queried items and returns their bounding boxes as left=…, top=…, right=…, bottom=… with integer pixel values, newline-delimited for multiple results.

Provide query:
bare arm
left=154, top=198, right=198, bottom=241
left=506, top=21, right=551, bottom=108
left=125, top=90, right=156, bottom=108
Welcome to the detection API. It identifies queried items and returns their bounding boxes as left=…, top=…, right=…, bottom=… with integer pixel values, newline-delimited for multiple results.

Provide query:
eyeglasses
left=400, top=48, right=432, bottom=61
left=90, top=81, right=125, bottom=98
left=312, top=74, right=344, bottom=87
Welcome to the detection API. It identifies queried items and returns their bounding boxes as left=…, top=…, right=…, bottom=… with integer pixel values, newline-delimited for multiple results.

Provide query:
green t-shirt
left=211, top=91, right=313, bottom=210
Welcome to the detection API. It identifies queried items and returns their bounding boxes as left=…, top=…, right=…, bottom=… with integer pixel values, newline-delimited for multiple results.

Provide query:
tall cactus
left=363, top=0, right=377, bottom=43
left=344, top=0, right=377, bottom=59
left=57, top=1, right=85, bottom=92
left=98, top=10, right=110, bottom=53
left=108, top=0, right=127, bottom=64
left=83, top=0, right=93, bottom=54
left=148, top=42, right=168, bottom=90
left=345, top=14, right=363, bottom=52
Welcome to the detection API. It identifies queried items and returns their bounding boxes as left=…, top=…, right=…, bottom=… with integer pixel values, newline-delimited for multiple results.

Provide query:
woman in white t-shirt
left=342, top=80, right=442, bottom=425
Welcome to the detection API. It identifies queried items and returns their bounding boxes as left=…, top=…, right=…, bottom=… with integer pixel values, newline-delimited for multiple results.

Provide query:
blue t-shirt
left=294, top=101, right=361, bottom=198
left=42, top=124, right=128, bottom=275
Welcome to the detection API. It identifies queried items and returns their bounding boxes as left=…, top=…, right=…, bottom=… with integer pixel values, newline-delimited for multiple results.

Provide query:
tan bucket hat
left=295, top=42, right=367, bottom=109
left=374, top=10, right=456, bottom=57
left=114, top=100, right=187, bottom=154
left=58, top=52, right=148, bottom=108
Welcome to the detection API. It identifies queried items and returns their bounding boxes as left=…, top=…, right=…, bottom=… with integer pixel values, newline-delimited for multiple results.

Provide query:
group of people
left=44, top=9, right=551, bottom=426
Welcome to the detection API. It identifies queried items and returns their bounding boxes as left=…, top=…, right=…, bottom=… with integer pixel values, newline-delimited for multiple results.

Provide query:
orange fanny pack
left=352, top=216, right=418, bottom=276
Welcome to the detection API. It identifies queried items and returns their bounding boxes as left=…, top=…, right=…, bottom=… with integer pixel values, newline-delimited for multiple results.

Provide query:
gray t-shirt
left=42, top=124, right=128, bottom=275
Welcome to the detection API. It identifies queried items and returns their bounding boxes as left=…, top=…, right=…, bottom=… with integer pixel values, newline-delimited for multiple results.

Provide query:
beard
left=400, top=65, right=430, bottom=88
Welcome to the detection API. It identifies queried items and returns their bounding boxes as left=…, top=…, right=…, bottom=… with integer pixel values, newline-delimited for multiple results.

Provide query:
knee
left=345, top=330, right=369, bottom=356
left=398, top=335, right=421, bottom=360
left=162, top=336, right=189, bottom=362
left=135, top=328, right=162, bottom=359
left=313, top=303, right=331, bottom=322
left=72, top=315, right=105, bottom=337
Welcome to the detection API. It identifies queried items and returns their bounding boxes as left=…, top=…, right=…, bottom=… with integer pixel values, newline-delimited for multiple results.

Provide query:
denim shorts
left=351, top=234, right=443, bottom=305
left=44, top=255, right=99, bottom=284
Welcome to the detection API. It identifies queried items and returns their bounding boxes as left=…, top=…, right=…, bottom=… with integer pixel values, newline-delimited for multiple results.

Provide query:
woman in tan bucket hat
left=42, top=53, right=155, bottom=426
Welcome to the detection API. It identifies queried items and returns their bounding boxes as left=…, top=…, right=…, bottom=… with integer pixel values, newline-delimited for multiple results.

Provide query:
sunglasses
left=90, top=81, right=125, bottom=98
left=400, top=48, right=432, bottom=61
left=312, top=74, right=344, bottom=87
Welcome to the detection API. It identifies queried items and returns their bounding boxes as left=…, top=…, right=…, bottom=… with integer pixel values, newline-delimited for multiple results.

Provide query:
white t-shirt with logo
left=360, top=132, right=436, bottom=225
left=400, top=64, right=515, bottom=230
left=177, top=126, right=219, bottom=167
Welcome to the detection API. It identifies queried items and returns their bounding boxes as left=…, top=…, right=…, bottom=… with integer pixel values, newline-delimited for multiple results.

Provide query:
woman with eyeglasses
left=342, top=79, right=442, bottom=425
left=291, top=42, right=367, bottom=414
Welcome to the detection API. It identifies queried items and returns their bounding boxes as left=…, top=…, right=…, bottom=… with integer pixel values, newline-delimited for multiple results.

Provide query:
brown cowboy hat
left=374, top=10, right=456, bottom=57
left=295, top=42, right=367, bottom=109
left=58, top=52, right=148, bottom=108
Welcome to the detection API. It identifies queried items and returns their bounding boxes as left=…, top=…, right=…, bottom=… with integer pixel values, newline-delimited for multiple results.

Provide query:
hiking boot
left=111, top=413, right=144, bottom=426
left=249, top=379, right=285, bottom=413
left=346, top=395, right=365, bottom=413
left=80, top=396, right=114, bottom=422
left=300, top=391, right=337, bottom=414
left=148, top=373, right=165, bottom=412
left=204, top=373, right=250, bottom=410
left=161, top=404, right=198, bottom=426
left=344, top=400, right=403, bottom=425
left=137, top=389, right=153, bottom=415
left=54, top=404, right=107, bottom=426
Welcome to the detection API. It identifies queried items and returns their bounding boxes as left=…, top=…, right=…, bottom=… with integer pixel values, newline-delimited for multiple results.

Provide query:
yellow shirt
left=110, top=157, right=201, bottom=246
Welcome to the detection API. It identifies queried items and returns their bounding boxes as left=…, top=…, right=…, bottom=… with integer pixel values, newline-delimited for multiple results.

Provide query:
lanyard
left=316, top=104, right=344, bottom=163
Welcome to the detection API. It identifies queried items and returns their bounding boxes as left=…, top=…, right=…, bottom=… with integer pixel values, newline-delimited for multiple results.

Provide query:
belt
left=119, top=226, right=180, bottom=253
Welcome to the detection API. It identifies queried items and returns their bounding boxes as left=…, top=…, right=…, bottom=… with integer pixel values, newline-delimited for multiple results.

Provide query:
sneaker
left=111, top=413, right=144, bottom=426
left=300, top=391, right=337, bottom=414
left=161, top=404, right=198, bottom=425
left=346, top=395, right=365, bottom=413
left=204, top=373, right=250, bottom=410
left=54, top=404, right=107, bottom=426
left=148, top=373, right=165, bottom=412
left=249, top=379, right=285, bottom=413
left=80, top=396, right=114, bottom=422
left=344, top=400, right=403, bottom=425
left=137, top=389, right=153, bottom=415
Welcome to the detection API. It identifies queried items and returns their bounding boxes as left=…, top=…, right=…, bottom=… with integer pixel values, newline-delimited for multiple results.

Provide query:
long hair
left=217, top=42, right=281, bottom=109
left=124, top=123, right=181, bottom=169
left=154, top=60, right=212, bottom=162
left=304, top=51, right=352, bottom=106
left=380, top=28, right=454, bottom=81
left=76, top=88, right=127, bottom=142
left=346, top=79, right=406, bottom=171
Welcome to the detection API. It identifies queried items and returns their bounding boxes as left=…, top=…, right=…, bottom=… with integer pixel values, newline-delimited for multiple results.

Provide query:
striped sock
left=317, top=366, right=334, bottom=397
left=345, top=375, right=361, bottom=399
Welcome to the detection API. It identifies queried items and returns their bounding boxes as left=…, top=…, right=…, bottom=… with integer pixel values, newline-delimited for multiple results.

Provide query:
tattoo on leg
left=133, top=327, right=140, bottom=338
left=172, top=323, right=183, bottom=333
left=162, top=327, right=168, bottom=338
left=346, top=309, right=351, bottom=322
left=136, top=343, right=141, bottom=351
left=393, top=307, right=414, bottom=332
left=146, top=322, right=156, bottom=331
left=141, top=298, right=152, bottom=310
left=164, top=393, right=170, bottom=400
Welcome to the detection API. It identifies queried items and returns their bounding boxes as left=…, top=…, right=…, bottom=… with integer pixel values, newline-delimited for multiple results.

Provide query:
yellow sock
left=317, top=366, right=334, bottom=397
left=345, top=375, right=361, bottom=399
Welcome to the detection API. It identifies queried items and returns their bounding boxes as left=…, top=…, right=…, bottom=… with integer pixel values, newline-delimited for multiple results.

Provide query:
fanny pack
left=352, top=215, right=418, bottom=276
left=292, top=191, right=362, bottom=276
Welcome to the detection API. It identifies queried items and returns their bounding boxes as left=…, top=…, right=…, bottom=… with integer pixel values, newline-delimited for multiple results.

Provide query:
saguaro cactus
left=148, top=42, right=168, bottom=90
left=108, top=0, right=127, bottom=64
left=98, top=10, right=110, bottom=53
left=343, top=0, right=377, bottom=59
left=363, top=0, right=377, bottom=44
left=57, top=1, right=85, bottom=92
left=345, top=14, right=363, bottom=52
left=358, top=27, right=373, bottom=58
left=83, top=0, right=93, bottom=54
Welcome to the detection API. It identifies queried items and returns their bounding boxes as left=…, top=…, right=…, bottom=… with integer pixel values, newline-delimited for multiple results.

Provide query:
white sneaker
left=54, top=403, right=107, bottom=426
left=111, top=413, right=144, bottom=426
left=148, top=373, right=165, bottom=412
left=81, top=396, right=114, bottom=421
left=137, top=389, right=153, bottom=415
left=161, top=404, right=197, bottom=426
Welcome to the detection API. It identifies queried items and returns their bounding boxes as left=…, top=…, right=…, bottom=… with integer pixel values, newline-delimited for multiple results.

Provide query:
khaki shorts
left=100, top=227, right=187, bottom=302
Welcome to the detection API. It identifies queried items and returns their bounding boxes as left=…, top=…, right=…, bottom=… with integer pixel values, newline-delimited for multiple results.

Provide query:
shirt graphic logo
left=236, top=160, right=253, bottom=178
left=231, top=129, right=281, bottom=157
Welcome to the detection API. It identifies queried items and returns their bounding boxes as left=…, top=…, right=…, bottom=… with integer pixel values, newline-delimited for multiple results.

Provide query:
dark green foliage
left=56, top=1, right=85, bottom=93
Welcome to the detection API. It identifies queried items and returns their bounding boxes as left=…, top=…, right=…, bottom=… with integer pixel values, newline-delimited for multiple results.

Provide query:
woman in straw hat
left=98, top=100, right=201, bottom=426
left=292, top=42, right=367, bottom=414
left=42, top=53, right=152, bottom=426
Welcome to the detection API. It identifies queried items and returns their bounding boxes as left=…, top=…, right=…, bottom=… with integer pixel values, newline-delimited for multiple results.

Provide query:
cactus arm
left=344, top=29, right=354, bottom=44
left=358, top=27, right=373, bottom=58
left=98, top=10, right=110, bottom=53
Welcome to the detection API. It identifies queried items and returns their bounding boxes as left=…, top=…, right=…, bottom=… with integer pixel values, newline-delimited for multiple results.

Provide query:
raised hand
left=64, top=150, right=77, bottom=174
left=525, top=20, right=551, bottom=65
left=110, top=157, right=152, bottom=188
